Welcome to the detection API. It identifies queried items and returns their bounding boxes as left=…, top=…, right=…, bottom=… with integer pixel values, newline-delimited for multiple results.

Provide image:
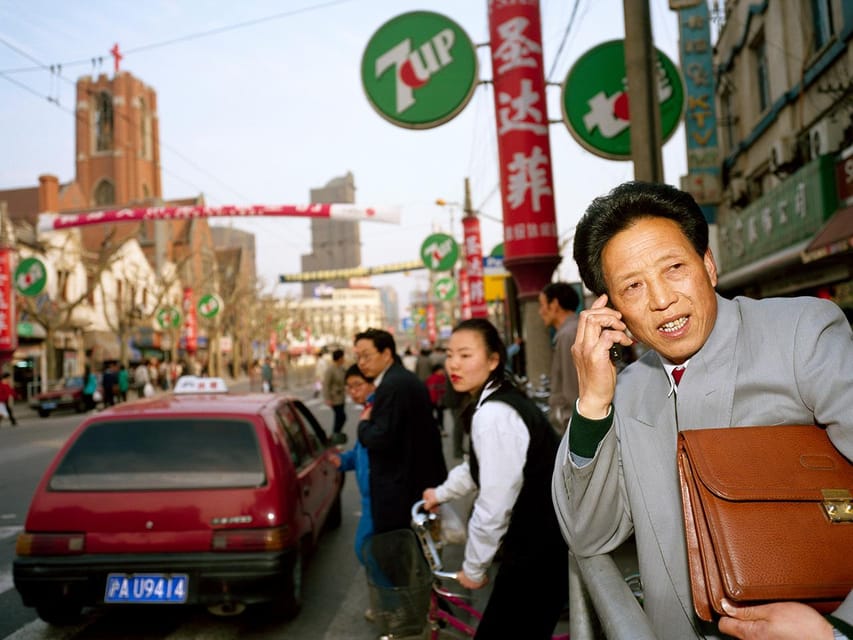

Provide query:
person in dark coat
left=354, top=328, right=447, bottom=533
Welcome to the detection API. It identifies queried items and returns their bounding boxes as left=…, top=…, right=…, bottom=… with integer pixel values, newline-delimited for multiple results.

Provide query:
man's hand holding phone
left=571, top=294, right=634, bottom=419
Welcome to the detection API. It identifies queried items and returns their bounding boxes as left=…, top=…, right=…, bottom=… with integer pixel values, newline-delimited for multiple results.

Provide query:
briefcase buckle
left=821, top=489, right=853, bottom=523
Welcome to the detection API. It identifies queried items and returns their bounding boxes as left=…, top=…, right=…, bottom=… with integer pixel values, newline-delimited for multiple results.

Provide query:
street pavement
left=3, top=374, right=584, bottom=639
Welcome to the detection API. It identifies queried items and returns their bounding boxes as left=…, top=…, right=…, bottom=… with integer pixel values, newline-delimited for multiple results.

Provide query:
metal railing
left=568, top=552, right=657, bottom=640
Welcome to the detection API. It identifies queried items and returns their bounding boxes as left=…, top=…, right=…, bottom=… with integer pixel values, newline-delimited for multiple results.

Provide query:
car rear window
left=49, top=418, right=265, bottom=491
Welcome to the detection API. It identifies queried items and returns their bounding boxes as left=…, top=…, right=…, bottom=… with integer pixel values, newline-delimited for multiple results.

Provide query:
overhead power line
left=0, top=0, right=356, bottom=75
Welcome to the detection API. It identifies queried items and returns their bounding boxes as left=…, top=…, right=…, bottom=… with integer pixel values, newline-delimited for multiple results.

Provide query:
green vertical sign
left=362, top=11, right=478, bottom=129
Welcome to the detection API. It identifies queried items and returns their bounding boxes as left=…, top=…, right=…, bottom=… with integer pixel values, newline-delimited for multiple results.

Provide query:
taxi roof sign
left=173, top=376, right=229, bottom=394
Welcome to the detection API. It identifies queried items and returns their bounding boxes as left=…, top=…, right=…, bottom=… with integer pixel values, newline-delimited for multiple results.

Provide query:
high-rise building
left=300, top=172, right=361, bottom=297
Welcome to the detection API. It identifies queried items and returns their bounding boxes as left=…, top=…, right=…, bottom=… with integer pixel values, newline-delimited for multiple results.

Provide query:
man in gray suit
left=552, top=181, right=853, bottom=639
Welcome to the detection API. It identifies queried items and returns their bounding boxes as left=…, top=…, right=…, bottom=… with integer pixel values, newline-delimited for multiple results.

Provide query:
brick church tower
left=74, top=72, right=161, bottom=207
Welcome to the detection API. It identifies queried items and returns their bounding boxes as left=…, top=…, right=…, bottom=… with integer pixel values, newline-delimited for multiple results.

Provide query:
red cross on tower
left=110, top=43, right=123, bottom=73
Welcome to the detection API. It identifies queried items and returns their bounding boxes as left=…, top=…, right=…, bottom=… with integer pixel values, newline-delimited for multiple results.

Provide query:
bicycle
left=410, top=500, right=570, bottom=640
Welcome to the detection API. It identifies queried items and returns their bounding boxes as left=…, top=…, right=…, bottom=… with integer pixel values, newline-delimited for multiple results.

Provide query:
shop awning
left=801, top=206, right=853, bottom=263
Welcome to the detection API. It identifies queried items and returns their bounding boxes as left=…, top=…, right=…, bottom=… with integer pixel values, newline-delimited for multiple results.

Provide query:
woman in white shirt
left=423, top=318, right=568, bottom=639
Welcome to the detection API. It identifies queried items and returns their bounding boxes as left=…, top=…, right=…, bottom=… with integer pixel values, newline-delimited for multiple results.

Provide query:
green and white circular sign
left=197, top=294, right=223, bottom=319
left=362, top=11, right=478, bottom=130
left=14, top=256, right=47, bottom=296
left=433, top=276, right=457, bottom=301
left=561, top=40, right=684, bottom=160
left=157, top=306, right=181, bottom=329
left=420, top=233, right=459, bottom=272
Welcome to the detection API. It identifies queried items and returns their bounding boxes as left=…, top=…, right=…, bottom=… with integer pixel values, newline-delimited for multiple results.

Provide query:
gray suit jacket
left=552, top=294, right=853, bottom=639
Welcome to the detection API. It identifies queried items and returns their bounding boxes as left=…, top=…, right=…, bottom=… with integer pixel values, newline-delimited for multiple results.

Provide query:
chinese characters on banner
left=426, top=303, right=437, bottom=344
left=182, top=287, right=198, bottom=354
left=462, top=215, right=488, bottom=317
left=458, top=266, right=471, bottom=320
left=488, top=0, right=559, bottom=297
left=0, top=249, right=17, bottom=355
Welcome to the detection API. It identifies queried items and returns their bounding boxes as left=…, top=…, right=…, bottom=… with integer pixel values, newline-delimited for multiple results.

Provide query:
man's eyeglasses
left=356, top=350, right=380, bottom=363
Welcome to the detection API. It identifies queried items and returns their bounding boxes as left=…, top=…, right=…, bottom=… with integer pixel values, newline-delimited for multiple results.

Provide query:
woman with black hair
left=422, top=318, right=568, bottom=639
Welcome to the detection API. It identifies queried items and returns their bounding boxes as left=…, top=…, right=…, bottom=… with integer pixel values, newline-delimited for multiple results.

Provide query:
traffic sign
left=561, top=39, right=684, bottom=160
left=362, top=11, right=478, bottom=129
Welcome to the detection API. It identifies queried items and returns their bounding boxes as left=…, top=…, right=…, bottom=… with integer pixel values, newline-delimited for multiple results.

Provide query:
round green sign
left=362, top=11, right=478, bottom=130
left=157, top=306, right=181, bottom=329
left=420, top=233, right=459, bottom=272
left=561, top=40, right=684, bottom=160
left=14, top=256, right=47, bottom=297
left=197, top=294, right=223, bottom=319
left=433, top=276, right=457, bottom=301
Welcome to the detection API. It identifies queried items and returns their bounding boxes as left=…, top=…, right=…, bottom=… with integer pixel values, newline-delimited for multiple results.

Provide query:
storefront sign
left=672, top=0, right=720, bottom=218
left=718, top=156, right=839, bottom=272
left=362, top=11, right=478, bottom=129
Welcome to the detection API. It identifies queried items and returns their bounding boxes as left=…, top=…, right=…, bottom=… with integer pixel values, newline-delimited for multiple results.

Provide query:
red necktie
left=672, top=366, right=685, bottom=386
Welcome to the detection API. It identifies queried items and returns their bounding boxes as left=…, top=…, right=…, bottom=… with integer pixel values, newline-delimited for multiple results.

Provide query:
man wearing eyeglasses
left=354, top=328, right=448, bottom=534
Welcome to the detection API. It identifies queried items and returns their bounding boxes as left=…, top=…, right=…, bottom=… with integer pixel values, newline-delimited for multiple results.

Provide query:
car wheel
left=37, top=409, right=50, bottom=418
left=35, top=601, right=82, bottom=626
left=280, top=539, right=306, bottom=620
left=324, top=487, right=343, bottom=531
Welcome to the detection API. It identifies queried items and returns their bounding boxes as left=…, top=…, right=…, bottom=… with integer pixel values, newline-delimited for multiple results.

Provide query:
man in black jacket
left=354, top=328, right=447, bottom=533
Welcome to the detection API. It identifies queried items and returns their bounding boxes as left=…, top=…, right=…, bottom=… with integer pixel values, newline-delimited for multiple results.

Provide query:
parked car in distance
left=28, top=375, right=97, bottom=417
left=14, top=376, right=343, bottom=625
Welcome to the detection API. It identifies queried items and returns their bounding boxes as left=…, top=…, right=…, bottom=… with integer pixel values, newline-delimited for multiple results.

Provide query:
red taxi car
left=14, top=376, right=343, bottom=624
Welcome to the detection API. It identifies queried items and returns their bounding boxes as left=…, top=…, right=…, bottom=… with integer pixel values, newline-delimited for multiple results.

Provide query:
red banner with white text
left=488, top=0, right=559, bottom=294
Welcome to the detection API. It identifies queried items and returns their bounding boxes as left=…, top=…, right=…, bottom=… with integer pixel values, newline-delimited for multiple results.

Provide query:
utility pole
left=624, top=0, right=664, bottom=182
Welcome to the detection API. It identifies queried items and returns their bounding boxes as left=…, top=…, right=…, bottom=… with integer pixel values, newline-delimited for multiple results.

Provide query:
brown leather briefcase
left=677, top=425, right=853, bottom=621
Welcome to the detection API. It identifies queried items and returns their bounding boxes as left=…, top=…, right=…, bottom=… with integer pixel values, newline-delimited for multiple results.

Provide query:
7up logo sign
left=420, top=233, right=458, bottom=272
left=362, top=11, right=478, bottom=129
left=560, top=40, right=684, bottom=160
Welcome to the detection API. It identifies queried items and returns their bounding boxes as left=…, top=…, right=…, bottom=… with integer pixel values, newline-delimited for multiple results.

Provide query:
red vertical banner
left=268, top=331, right=277, bottom=355
left=488, top=0, right=560, bottom=297
left=182, top=287, right=197, bottom=354
left=0, top=249, right=17, bottom=355
left=426, top=303, right=437, bottom=345
left=462, top=216, right=488, bottom=317
left=458, top=266, right=472, bottom=320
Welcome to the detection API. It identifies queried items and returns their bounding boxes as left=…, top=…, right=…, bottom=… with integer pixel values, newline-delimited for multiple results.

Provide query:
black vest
left=469, top=382, right=566, bottom=565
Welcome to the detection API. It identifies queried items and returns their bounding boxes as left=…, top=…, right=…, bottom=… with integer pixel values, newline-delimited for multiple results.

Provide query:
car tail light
left=211, top=526, right=292, bottom=552
left=16, top=532, right=85, bottom=556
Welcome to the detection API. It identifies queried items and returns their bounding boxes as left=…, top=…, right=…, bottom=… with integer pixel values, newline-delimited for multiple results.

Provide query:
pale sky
left=0, top=0, right=692, bottom=319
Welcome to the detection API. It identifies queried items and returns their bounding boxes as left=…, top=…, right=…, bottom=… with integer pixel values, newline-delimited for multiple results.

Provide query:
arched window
left=94, top=179, right=116, bottom=206
left=94, top=91, right=114, bottom=151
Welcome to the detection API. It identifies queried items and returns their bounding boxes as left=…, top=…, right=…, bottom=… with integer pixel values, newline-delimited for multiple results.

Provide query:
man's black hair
left=573, top=181, right=709, bottom=296
left=354, top=328, right=397, bottom=357
left=541, top=282, right=580, bottom=312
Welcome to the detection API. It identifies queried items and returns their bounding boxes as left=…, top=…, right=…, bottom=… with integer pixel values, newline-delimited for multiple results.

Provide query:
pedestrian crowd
left=336, top=180, right=853, bottom=640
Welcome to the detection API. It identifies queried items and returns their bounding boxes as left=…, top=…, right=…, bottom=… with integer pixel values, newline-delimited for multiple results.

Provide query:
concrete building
left=300, top=172, right=361, bottom=297
left=712, top=0, right=853, bottom=319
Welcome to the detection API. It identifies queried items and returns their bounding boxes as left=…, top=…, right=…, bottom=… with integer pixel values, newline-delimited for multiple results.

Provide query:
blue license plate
left=41, top=402, right=57, bottom=410
left=104, top=573, right=189, bottom=603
